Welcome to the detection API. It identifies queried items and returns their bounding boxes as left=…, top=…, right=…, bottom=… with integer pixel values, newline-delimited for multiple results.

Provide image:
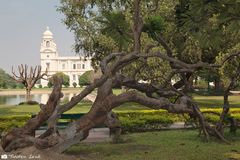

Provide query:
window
left=73, top=64, right=76, bottom=69
left=82, top=64, right=85, bottom=69
left=73, top=75, right=76, bottom=81
left=62, top=63, right=65, bottom=70
left=47, top=55, right=49, bottom=58
left=77, top=64, right=81, bottom=69
left=46, top=63, right=50, bottom=70
left=46, top=41, right=50, bottom=47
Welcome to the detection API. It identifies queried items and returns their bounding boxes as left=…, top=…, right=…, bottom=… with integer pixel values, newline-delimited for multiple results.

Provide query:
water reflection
left=0, top=93, right=78, bottom=105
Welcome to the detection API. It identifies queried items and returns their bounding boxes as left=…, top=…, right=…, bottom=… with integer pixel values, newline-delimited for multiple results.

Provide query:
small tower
left=40, top=27, right=58, bottom=87
left=40, top=26, right=58, bottom=59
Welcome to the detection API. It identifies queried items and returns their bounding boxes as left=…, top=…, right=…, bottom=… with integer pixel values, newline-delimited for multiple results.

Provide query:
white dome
left=43, top=26, right=53, bottom=38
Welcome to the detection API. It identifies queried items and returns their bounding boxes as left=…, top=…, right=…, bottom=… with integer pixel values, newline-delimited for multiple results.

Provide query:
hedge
left=0, top=115, right=31, bottom=132
left=117, top=110, right=185, bottom=132
left=0, top=109, right=240, bottom=133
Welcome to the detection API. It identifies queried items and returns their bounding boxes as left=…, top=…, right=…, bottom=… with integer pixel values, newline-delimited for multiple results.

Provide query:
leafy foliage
left=78, top=70, right=93, bottom=87
left=216, top=43, right=240, bottom=86
left=142, top=15, right=165, bottom=40
left=48, top=72, right=70, bottom=88
left=97, top=11, right=132, bottom=51
left=176, top=0, right=240, bottom=52
left=72, top=82, right=77, bottom=88
left=0, top=68, right=18, bottom=89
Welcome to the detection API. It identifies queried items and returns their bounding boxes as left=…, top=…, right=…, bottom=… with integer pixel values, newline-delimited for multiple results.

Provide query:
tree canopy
left=0, top=68, right=18, bottom=89
left=48, top=72, right=70, bottom=87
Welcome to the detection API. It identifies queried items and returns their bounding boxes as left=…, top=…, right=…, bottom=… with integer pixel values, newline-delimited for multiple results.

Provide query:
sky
left=0, top=0, right=75, bottom=73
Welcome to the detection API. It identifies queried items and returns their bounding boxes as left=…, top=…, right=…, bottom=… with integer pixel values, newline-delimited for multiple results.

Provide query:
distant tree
left=38, top=84, right=43, bottom=88
left=9, top=83, right=17, bottom=89
left=12, top=64, right=47, bottom=102
left=17, top=83, right=24, bottom=89
left=0, top=69, right=7, bottom=88
left=48, top=72, right=70, bottom=88
left=78, top=71, right=92, bottom=87
left=0, top=68, right=17, bottom=89
left=47, top=81, right=53, bottom=88
left=78, top=70, right=101, bottom=87
left=72, top=82, right=77, bottom=88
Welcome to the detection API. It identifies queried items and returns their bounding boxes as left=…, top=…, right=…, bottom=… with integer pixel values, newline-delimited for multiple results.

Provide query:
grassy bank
left=65, top=130, right=240, bottom=160
left=0, top=93, right=240, bottom=132
left=194, top=94, right=240, bottom=108
left=0, top=101, right=150, bottom=116
left=0, top=87, right=83, bottom=95
left=1, top=94, right=240, bottom=116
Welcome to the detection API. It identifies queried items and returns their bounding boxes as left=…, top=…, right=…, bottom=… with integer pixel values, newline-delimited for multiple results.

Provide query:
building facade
left=40, top=27, right=92, bottom=87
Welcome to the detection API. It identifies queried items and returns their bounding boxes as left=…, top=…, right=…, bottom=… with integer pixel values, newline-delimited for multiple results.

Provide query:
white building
left=40, top=27, right=93, bottom=87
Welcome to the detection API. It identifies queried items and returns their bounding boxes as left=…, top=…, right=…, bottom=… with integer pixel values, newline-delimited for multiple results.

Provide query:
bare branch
left=11, top=64, right=48, bottom=101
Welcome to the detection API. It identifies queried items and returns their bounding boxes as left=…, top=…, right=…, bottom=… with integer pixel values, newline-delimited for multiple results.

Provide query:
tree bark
left=26, top=88, right=31, bottom=102
left=1, top=77, right=63, bottom=152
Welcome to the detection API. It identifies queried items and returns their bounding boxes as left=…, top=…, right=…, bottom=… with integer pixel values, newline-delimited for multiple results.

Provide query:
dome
left=43, top=26, right=53, bottom=38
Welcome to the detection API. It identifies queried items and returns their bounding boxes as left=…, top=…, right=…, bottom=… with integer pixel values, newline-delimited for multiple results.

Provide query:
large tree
left=2, top=0, right=240, bottom=155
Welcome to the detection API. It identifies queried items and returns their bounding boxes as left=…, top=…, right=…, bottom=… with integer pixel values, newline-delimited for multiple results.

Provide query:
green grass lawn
left=194, top=95, right=240, bottom=108
left=1, top=94, right=240, bottom=116
left=0, top=102, right=150, bottom=116
left=65, top=130, right=240, bottom=160
left=0, top=103, right=91, bottom=116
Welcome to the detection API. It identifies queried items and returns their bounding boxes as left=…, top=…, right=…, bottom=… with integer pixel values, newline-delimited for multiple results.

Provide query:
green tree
left=175, top=0, right=240, bottom=92
left=47, top=81, right=53, bottom=88
left=0, top=68, right=18, bottom=89
left=48, top=72, right=70, bottom=88
left=78, top=71, right=93, bottom=87
left=72, top=82, right=77, bottom=88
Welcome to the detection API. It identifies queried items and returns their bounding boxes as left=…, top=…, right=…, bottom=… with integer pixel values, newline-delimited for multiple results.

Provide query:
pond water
left=0, top=93, right=78, bottom=105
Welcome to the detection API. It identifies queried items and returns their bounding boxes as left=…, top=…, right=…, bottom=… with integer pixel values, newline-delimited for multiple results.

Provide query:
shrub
left=48, top=72, right=70, bottom=88
left=78, top=70, right=102, bottom=87
left=17, top=83, right=24, bottom=89
left=72, top=82, right=77, bottom=88
left=47, top=81, right=53, bottom=88
left=79, top=71, right=92, bottom=87
left=1, top=109, right=240, bottom=133
left=117, top=110, right=185, bottom=132
left=0, top=115, right=31, bottom=132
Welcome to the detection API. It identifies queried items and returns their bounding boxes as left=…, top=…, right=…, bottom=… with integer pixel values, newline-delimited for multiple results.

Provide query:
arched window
left=46, top=41, right=50, bottom=47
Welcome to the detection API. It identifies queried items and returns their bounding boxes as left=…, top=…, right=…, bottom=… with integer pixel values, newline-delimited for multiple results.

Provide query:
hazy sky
left=0, top=0, right=75, bottom=73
